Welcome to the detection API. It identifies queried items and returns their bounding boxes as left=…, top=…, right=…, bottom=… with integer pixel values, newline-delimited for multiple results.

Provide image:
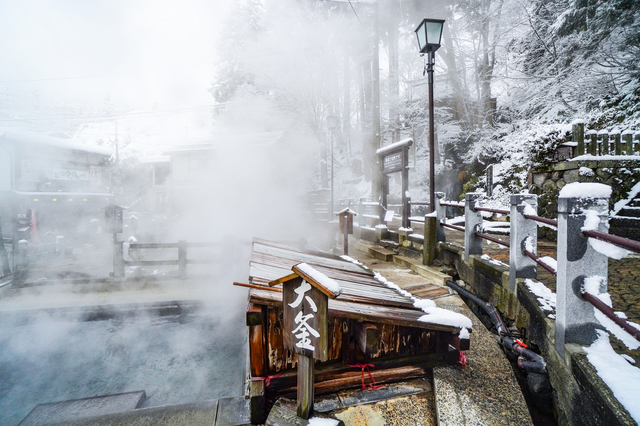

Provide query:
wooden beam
left=250, top=378, right=266, bottom=425
left=249, top=307, right=267, bottom=377
left=246, top=303, right=263, bottom=326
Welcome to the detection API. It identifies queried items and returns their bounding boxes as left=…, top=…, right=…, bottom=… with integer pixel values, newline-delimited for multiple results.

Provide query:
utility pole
left=371, top=0, right=381, bottom=203
left=115, top=121, right=119, bottom=164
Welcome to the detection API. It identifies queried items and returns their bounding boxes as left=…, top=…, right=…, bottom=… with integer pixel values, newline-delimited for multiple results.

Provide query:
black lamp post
left=415, top=18, right=445, bottom=213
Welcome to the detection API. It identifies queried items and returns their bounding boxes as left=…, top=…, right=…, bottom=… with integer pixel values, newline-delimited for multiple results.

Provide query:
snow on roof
left=376, top=137, right=413, bottom=155
left=165, top=131, right=283, bottom=154
left=559, top=182, right=612, bottom=199
left=139, top=155, right=171, bottom=164
left=294, top=262, right=342, bottom=296
left=0, top=126, right=112, bottom=156
left=336, top=207, right=357, bottom=215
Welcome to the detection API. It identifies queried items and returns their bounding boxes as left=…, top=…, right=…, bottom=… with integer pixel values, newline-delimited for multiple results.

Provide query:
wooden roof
left=248, top=239, right=463, bottom=333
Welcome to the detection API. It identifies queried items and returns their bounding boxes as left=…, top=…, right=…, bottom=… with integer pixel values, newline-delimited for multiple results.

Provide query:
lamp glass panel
left=426, top=21, right=443, bottom=46
left=416, top=23, right=427, bottom=50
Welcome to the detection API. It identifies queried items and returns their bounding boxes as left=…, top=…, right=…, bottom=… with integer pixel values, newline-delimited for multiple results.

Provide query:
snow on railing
left=433, top=184, right=640, bottom=365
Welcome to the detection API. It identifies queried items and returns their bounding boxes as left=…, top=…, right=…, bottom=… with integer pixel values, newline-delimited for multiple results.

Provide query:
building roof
left=0, top=127, right=112, bottom=156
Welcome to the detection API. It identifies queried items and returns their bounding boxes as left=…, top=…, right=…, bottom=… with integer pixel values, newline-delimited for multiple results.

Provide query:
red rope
left=251, top=373, right=282, bottom=387
left=349, top=363, right=383, bottom=390
left=458, top=351, right=467, bottom=366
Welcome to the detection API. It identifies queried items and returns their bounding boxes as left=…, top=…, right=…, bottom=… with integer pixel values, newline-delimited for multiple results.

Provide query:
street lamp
left=327, top=115, right=339, bottom=221
left=415, top=18, right=444, bottom=213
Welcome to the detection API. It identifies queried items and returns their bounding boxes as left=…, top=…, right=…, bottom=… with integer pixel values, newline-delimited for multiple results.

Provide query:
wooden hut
left=242, top=239, right=471, bottom=420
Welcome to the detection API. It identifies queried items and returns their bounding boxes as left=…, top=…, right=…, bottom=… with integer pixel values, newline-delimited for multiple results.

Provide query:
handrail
left=475, top=206, right=510, bottom=215
left=474, top=232, right=510, bottom=248
left=523, top=214, right=558, bottom=228
left=409, top=201, right=430, bottom=206
left=441, top=222, right=465, bottom=232
left=524, top=249, right=557, bottom=276
left=582, top=229, right=640, bottom=254
left=582, top=291, right=640, bottom=340
left=440, top=201, right=464, bottom=208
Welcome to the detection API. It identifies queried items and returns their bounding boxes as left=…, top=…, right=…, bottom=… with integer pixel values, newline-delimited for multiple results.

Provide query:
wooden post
left=424, top=214, right=437, bottom=266
left=588, top=131, right=598, bottom=156
left=600, top=131, right=609, bottom=155
left=178, top=240, right=187, bottom=279
left=297, top=354, right=314, bottom=419
left=573, top=122, right=585, bottom=157
left=623, top=131, right=633, bottom=155
left=401, top=146, right=410, bottom=229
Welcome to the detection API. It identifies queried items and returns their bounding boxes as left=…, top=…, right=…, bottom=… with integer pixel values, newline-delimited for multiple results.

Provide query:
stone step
left=393, top=255, right=452, bottom=286
left=616, top=206, right=640, bottom=217
left=364, top=245, right=396, bottom=262
left=19, top=391, right=146, bottom=425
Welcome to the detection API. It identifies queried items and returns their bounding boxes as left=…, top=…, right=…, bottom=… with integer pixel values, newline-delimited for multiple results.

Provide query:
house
left=0, top=127, right=113, bottom=247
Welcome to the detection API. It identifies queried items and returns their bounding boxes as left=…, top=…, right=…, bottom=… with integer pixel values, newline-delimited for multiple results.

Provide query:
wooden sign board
left=105, top=205, right=124, bottom=234
left=338, top=210, right=355, bottom=235
left=282, top=277, right=329, bottom=362
left=382, top=151, right=403, bottom=174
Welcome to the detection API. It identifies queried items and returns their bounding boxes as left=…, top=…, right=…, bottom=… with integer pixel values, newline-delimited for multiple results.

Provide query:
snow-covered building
left=0, top=127, right=114, bottom=244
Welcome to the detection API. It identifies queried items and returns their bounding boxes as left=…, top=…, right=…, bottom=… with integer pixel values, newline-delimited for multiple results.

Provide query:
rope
left=349, top=363, right=383, bottom=390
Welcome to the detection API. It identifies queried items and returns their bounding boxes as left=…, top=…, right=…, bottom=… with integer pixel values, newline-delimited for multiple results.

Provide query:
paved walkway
left=346, top=243, right=534, bottom=426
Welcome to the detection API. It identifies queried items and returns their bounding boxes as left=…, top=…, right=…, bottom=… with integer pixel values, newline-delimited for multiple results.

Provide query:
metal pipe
left=582, top=291, right=640, bottom=340
left=441, top=222, right=465, bottom=232
left=474, top=232, right=510, bottom=248
left=475, top=206, right=510, bottom=215
left=582, top=229, right=640, bottom=254
left=427, top=50, right=435, bottom=213
left=523, top=214, right=558, bottom=228
left=445, top=280, right=547, bottom=374
left=523, top=249, right=557, bottom=276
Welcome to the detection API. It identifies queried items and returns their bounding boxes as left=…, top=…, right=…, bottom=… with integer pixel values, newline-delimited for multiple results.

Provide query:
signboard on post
left=269, top=263, right=341, bottom=419
left=337, top=208, right=357, bottom=255
left=377, top=138, right=414, bottom=228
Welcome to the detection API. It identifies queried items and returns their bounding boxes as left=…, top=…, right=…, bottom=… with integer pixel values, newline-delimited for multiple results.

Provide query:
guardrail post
left=113, top=237, right=124, bottom=278
left=178, top=240, right=187, bottom=279
left=464, top=193, right=483, bottom=262
left=509, top=194, right=538, bottom=292
left=434, top=192, right=446, bottom=242
left=555, top=187, right=609, bottom=359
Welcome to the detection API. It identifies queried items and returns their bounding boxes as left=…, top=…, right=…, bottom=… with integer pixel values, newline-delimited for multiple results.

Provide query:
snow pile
left=581, top=210, right=632, bottom=260
left=584, top=331, right=640, bottom=423
left=295, top=263, right=342, bottom=296
left=538, top=256, right=557, bottom=273
left=525, top=279, right=556, bottom=317
left=582, top=276, right=640, bottom=350
left=579, top=166, right=594, bottom=177
left=559, top=182, right=612, bottom=199
left=308, top=418, right=340, bottom=426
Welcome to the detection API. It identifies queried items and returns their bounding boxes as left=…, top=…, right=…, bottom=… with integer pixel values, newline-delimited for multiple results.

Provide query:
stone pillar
left=464, top=193, right=483, bottom=262
left=113, top=238, right=124, bottom=278
left=509, top=194, right=538, bottom=292
left=555, top=189, right=609, bottom=359
left=434, top=192, right=446, bottom=242
left=622, top=131, right=633, bottom=155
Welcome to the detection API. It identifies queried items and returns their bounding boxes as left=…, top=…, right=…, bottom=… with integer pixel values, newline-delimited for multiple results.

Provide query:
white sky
left=0, top=0, right=231, bottom=112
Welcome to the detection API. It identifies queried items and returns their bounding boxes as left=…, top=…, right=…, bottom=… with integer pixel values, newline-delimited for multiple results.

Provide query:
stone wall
left=530, top=159, right=640, bottom=238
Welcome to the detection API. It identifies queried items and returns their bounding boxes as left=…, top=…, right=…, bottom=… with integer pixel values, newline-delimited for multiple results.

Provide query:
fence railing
left=113, top=240, right=219, bottom=279
left=432, top=187, right=640, bottom=357
left=564, top=122, right=640, bottom=158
